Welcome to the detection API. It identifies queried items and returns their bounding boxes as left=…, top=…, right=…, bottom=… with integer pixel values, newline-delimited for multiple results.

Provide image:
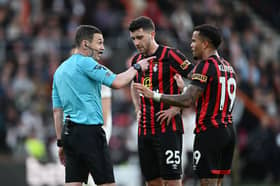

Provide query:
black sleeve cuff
left=57, top=139, right=63, bottom=147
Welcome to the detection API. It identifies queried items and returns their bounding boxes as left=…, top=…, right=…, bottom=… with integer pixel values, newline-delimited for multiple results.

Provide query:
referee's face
left=90, top=33, right=105, bottom=61
left=130, top=28, right=153, bottom=56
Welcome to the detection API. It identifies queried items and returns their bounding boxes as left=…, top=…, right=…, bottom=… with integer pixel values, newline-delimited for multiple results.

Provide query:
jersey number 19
left=219, top=77, right=236, bottom=112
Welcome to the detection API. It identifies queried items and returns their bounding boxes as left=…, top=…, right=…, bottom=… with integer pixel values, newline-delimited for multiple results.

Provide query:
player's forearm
left=53, top=108, right=63, bottom=139
left=161, top=94, right=192, bottom=108
left=158, top=85, right=202, bottom=108
left=131, top=82, right=140, bottom=111
left=111, top=67, right=137, bottom=89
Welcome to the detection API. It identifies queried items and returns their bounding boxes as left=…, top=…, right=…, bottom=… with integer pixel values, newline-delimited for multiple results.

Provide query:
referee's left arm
left=53, top=106, right=65, bottom=165
left=52, top=75, right=63, bottom=144
left=53, top=108, right=63, bottom=142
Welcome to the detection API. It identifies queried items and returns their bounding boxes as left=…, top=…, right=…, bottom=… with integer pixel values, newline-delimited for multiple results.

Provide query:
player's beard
left=142, top=42, right=151, bottom=57
left=192, top=49, right=201, bottom=61
left=137, top=46, right=146, bottom=55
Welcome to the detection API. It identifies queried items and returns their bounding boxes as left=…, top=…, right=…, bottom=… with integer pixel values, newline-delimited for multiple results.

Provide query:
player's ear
left=202, top=40, right=209, bottom=50
left=151, top=31, right=156, bottom=38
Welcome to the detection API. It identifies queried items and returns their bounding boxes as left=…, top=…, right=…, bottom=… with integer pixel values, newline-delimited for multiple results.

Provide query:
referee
left=52, top=25, right=152, bottom=186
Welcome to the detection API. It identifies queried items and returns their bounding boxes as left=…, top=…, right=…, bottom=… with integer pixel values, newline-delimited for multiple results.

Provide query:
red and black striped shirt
left=190, top=55, right=237, bottom=134
left=131, top=45, right=194, bottom=136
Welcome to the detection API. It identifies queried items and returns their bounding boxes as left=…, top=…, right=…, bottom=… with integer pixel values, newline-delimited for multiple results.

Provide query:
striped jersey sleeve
left=190, top=60, right=213, bottom=90
left=168, top=48, right=194, bottom=78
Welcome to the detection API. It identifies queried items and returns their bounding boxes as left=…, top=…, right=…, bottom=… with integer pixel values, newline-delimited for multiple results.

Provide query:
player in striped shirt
left=129, top=16, right=194, bottom=186
left=134, top=24, right=237, bottom=186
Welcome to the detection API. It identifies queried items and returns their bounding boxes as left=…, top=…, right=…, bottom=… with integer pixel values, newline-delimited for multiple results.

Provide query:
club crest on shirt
left=153, top=63, right=158, bottom=72
left=192, top=73, right=208, bottom=82
left=180, top=60, right=191, bottom=70
left=143, top=77, right=152, bottom=88
left=150, top=61, right=158, bottom=72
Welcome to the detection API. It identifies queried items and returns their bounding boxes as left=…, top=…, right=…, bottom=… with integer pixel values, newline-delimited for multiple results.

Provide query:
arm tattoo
left=161, top=84, right=203, bottom=107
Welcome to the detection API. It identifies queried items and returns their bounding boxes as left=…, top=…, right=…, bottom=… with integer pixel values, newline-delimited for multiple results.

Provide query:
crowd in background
left=0, top=0, right=279, bottom=184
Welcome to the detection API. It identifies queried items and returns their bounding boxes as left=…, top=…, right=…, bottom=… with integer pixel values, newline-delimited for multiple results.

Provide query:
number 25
left=165, top=150, right=180, bottom=164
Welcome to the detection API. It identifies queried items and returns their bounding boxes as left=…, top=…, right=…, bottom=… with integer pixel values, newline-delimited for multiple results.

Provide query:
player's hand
left=156, top=107, right=181, bottom=125
left=133, top=83, right=154, bottom=99
left=138, top=56, right=156, bottom=72
left=58, top=147, right=65, bottom=166
left=174, top=74, right=185, bottom=90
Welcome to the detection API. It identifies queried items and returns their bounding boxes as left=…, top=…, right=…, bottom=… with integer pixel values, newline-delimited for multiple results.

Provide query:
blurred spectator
left=234, top=3, right=252, bottom=32
left=244, top=0, right=280, bottom=31
left=142, top=0, right=170, bottom=30
left=0, top=84, right=9, bottom=153
left=170, top=1, right=193, bottom=42
left=0, top=1, right=279, bottom=185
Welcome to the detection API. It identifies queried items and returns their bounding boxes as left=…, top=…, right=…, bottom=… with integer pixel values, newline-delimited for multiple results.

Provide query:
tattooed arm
left=133, top=83, right=203, bottom=108
left=161, top=84, right=203, bottom=107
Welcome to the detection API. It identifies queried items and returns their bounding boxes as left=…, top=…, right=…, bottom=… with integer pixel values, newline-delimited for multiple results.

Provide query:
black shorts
left=138, top=132, right=183, bottom=181
left=62, top=123, right=115, bottom=184
left=193, top=124, right=236, bottom=179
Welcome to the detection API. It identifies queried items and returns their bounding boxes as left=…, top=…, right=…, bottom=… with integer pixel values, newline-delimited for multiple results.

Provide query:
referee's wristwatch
left=133, top=63, right=142, bottom=73
left=57, top=139, right=63, bottom=147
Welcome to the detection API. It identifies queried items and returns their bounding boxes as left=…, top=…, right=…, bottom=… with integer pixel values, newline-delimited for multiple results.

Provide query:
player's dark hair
left=129, top=16, right=155, bottom=32
left=75, top=25, right=102, bottom=47
left=194, top=24, right=222, bottom=49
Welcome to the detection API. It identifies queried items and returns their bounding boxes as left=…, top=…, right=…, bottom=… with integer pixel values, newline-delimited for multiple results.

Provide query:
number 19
left=219, top=77, right=236, bottom=112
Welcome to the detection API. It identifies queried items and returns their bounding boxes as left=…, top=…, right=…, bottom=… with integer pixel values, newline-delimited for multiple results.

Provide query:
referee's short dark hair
left=129, top=16, right=155, bottom=32
left=194, top=24, right=222, bottom=49
left=75, top=25, right=102, bottom=47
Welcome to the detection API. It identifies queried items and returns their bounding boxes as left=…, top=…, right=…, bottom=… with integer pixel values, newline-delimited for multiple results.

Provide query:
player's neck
left=146, top=41, right=159, bottom=56
left=203, top=50, right=219, bottom=60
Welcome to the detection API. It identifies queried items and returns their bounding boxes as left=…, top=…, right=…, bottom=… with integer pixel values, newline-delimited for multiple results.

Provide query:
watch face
left=134, top=63, right=141, bottom=71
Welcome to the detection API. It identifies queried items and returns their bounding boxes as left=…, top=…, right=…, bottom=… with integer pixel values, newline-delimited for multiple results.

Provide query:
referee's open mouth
left=97, top=51, right=104, bottom=57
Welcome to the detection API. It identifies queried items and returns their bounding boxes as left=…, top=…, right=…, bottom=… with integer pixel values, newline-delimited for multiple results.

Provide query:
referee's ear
left=81, top=40, right=88, bottom=50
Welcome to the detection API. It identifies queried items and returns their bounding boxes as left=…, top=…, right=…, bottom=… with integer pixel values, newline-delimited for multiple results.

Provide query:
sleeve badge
left=180, top=60, right=191, bottom=70
left=192, top=73, right=208, bottom=82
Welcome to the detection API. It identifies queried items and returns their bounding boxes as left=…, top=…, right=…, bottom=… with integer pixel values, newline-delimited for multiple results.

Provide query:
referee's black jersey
left=190, top=55, right=237, bottom=134
left=131, top=45, right=194, bottom=136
